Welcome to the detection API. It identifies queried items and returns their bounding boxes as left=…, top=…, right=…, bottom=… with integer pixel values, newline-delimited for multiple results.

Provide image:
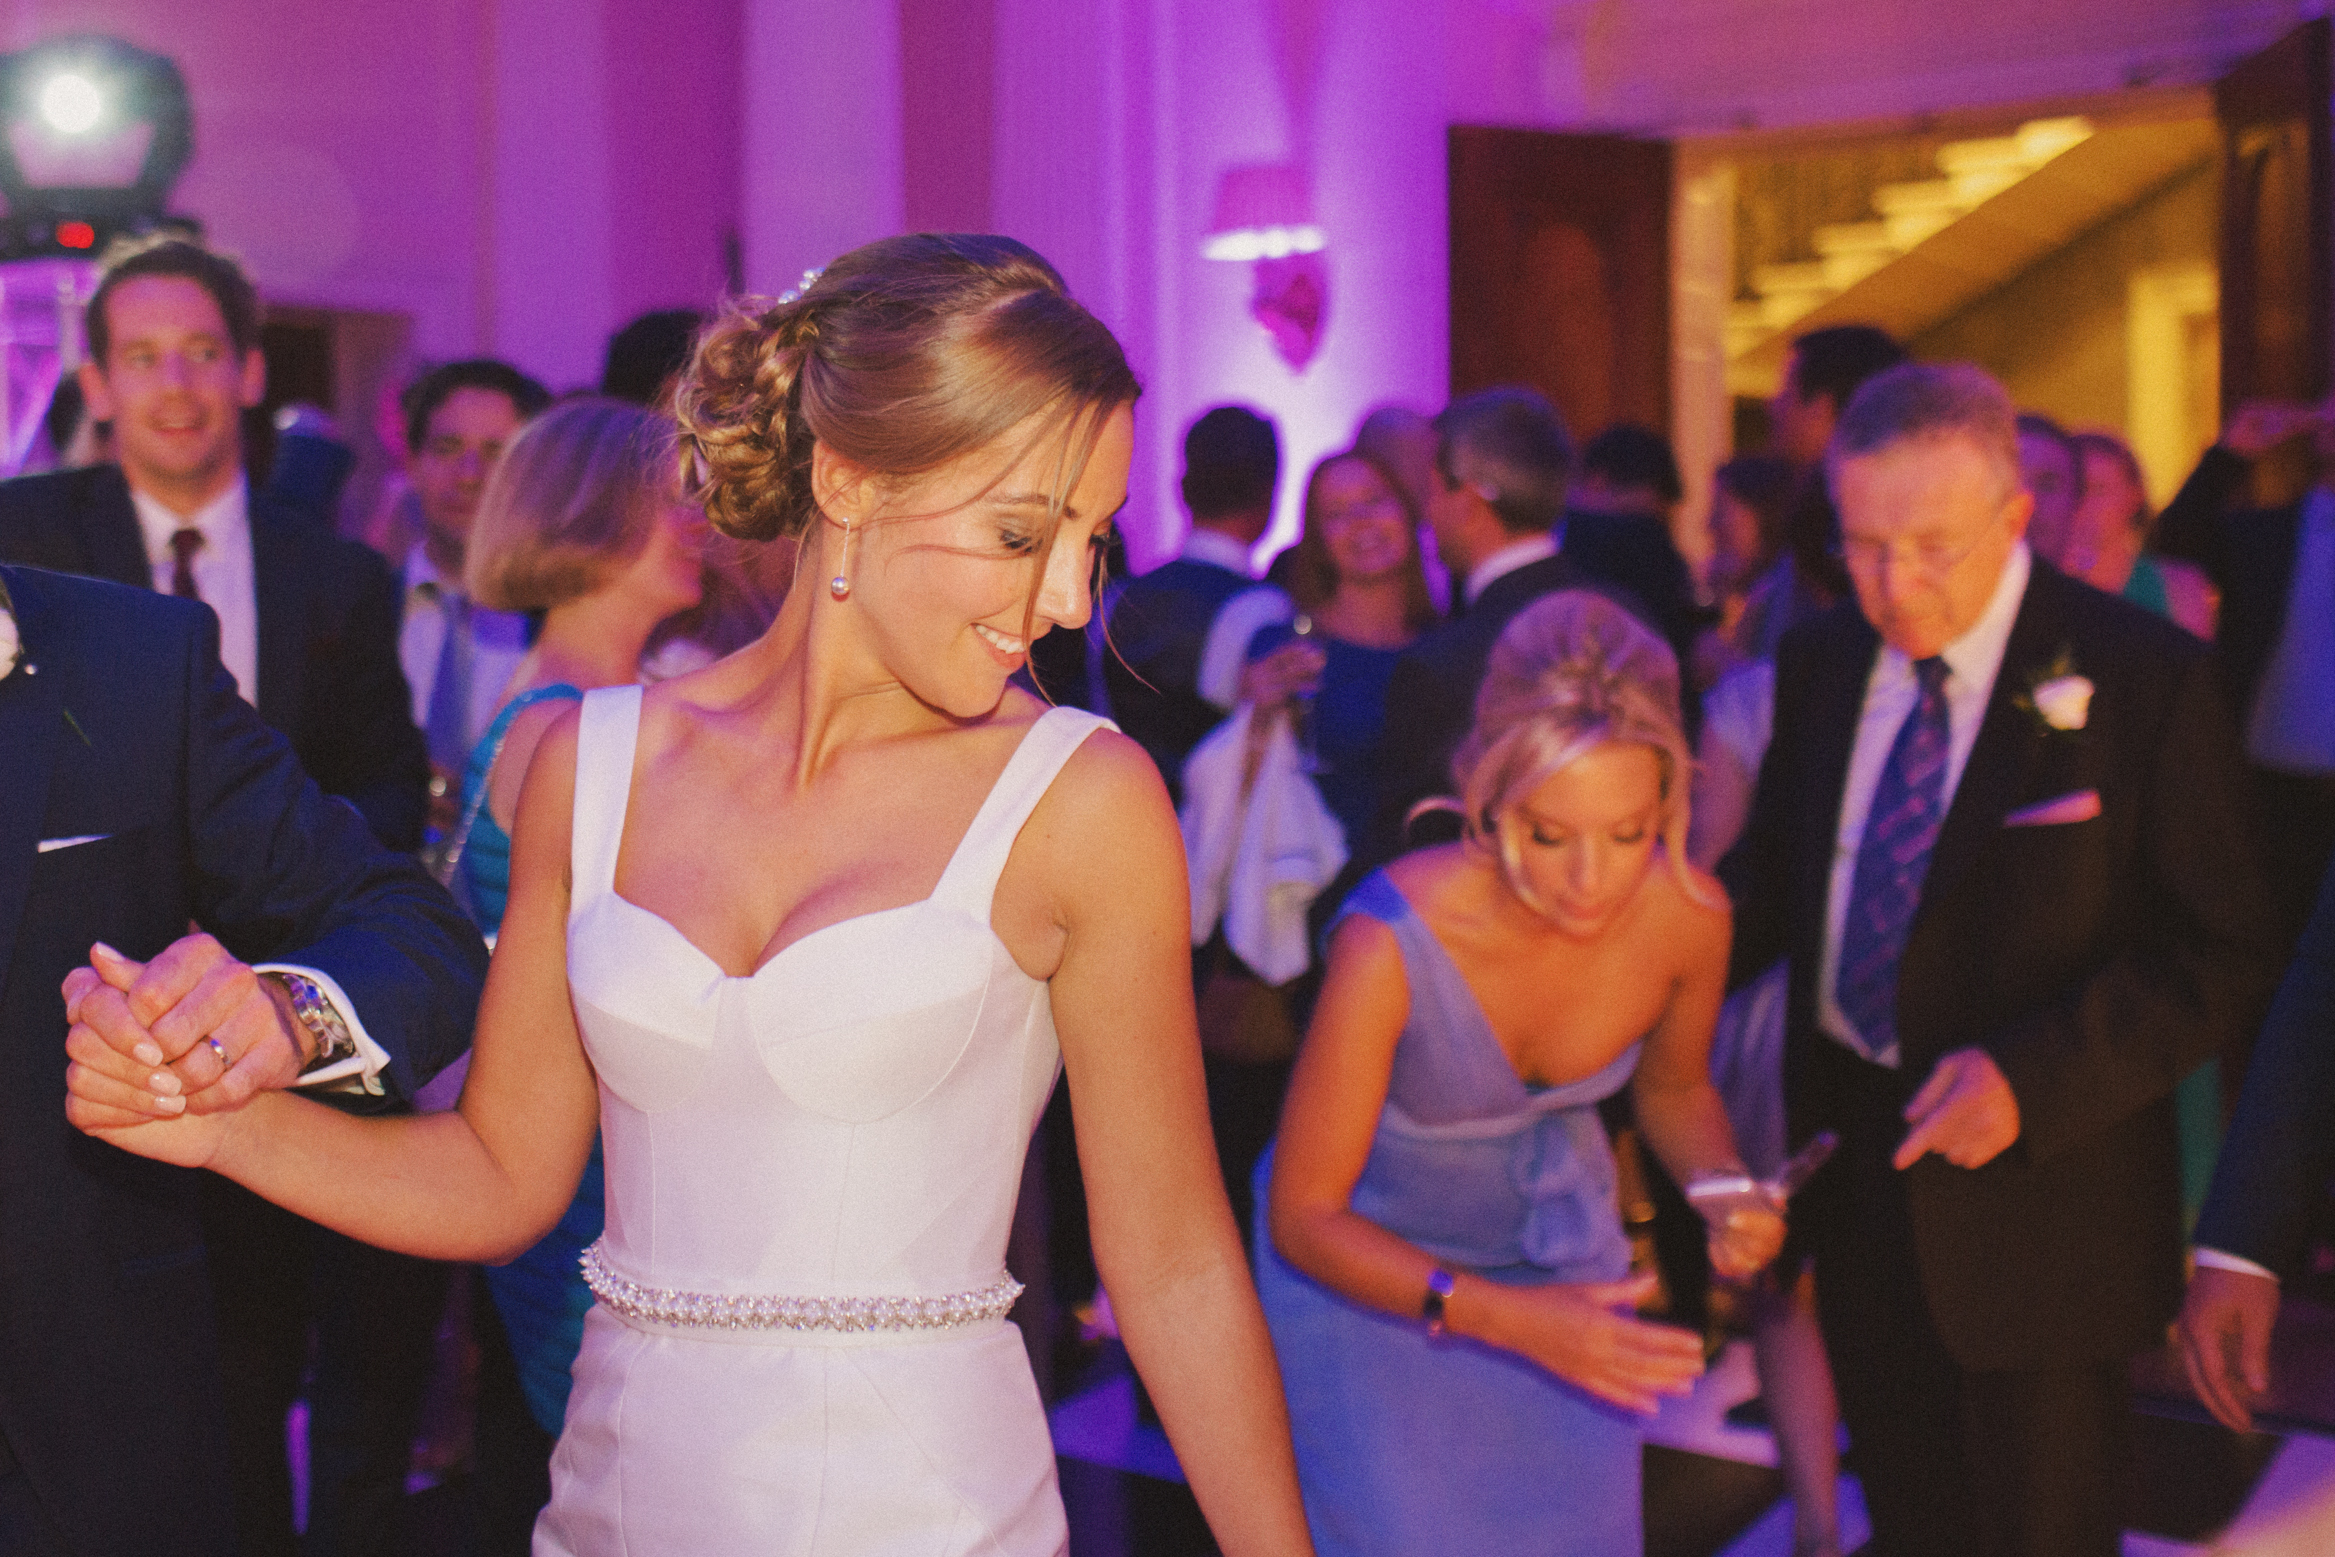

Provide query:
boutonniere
left=2013, top=647, right=2092, bottom=734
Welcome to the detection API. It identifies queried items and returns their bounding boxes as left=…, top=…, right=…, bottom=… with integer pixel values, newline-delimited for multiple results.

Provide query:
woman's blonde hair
left=1277, top=449, right=1438, bottom=631
left=1448, top=590, right=1714, bottom=912
left=675, top=234, right=1140, bottom=642
left=465, top=397, right=680, bottom=612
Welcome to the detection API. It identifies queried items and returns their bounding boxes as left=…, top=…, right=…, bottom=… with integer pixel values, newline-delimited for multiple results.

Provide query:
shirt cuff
left=254, top=962, right=390, bottom=1097
left=2194, top=1246, right=2279, bottom=1284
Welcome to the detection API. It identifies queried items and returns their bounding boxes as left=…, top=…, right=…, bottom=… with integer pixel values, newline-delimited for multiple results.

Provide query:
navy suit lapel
left=249, top=506, right=302, bottom=733
left=1797, top=618, right=1879, bottom=947
left=0, top=570, right=63, bottom=977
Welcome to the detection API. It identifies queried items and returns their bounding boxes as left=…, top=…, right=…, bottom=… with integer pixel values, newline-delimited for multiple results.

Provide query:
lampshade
left=1202, top=163, right=1325, bottom=262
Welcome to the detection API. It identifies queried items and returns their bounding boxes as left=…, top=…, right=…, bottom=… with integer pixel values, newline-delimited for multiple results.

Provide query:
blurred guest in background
left=1696, top=454, right=1798, bottom=685
left=1353, top=402, right=1448, bottom=613
left=1262, top=590, right=1781, bottom=1557
left=1741, top=326, right=1907, bottom=662
left=1723, top=362, right=2277, bottom=1557
left=1104, top=404, right=1291, bottom=803
left=0, top=234, right=428, bottom=852
left=263, top=402, right=357, bottom=527
left=2013, top=412, right=2083, bottom=568
left=599, top=309, right=704, bottom=409
left=442, top=397, right=711, bottom=1549
left=1367, top=386, right=1601, bottom=863
left=1566, top=422, right=1701, bottom=693
left=2152, top=397, right=2335, bottom=950
left=395, top=359, right=554, bottom=841
left=2062, top=431, right=2215, bottom=637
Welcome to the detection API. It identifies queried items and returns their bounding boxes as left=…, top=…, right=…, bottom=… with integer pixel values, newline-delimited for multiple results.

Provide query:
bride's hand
left=62, top=965, right=231, bottom=1170
left=1491, top=1271, right=1704, bottom=1414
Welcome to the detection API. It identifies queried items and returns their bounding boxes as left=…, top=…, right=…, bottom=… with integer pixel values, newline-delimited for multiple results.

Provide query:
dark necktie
left=423, top=585, right=473, bottom=775
left=424, top=588, right=474, bottom=774
left=168, top=527, right=204, bottom=600
left=1836, top=656, right=1952, bottom=1062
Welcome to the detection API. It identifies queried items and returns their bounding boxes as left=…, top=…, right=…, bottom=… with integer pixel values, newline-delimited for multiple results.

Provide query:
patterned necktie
left=168, top=527, right=204, bottom=600
left=423, top=585, right=472, bottom=774
left=1836, top=656, right=1952, bottom=1063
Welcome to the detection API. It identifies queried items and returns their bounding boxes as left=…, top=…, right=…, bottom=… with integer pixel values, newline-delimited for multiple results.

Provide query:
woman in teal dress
left=1258, top=591, right=1785, bottom=1556
left=446, top=397, right=719, bottom=1507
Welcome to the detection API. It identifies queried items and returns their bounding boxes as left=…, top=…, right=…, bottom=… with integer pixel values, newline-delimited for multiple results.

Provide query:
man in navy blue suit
left=1102, top=404, right=1291, bottom=804
left=2179, top=855, right=2335, bottom=1432
left=0, top=562, right=484, bottom=1556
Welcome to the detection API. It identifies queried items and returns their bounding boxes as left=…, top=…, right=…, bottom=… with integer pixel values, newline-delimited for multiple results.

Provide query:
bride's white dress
left=535, top=686, right=1110, bottom=1556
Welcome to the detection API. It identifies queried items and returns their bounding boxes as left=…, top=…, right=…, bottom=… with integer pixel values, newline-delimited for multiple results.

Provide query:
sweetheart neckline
left=595, top=891, right=964, bottom=983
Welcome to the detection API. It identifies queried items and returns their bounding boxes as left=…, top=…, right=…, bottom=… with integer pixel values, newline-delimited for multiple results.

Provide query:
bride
left=63, top=234, right=1315, bottom=1557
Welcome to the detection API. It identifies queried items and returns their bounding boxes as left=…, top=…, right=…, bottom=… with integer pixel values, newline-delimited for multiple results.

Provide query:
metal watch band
left=272, top=972, right=355, bottom=1072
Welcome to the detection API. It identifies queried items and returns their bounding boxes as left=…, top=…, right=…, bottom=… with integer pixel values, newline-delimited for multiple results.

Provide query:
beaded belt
left=579, top=1240, right=1024, bottom=1334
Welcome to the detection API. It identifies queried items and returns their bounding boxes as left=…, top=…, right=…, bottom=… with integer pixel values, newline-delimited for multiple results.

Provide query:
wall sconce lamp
left=1203, top=164, right=1328, bottom=372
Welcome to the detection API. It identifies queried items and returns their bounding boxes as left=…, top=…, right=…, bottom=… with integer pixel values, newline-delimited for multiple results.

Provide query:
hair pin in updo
left=777, top=267, right=824, bottom=306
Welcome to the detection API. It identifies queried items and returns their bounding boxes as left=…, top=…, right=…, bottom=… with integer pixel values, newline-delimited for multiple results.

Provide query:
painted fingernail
left=149, top=1070, right=182, bottom=1097
left=134, top=1042, right=163, bottom=1065
left=92, top=941, right=125, bottom=963
left=154, top=1094, right=186, bottom=1113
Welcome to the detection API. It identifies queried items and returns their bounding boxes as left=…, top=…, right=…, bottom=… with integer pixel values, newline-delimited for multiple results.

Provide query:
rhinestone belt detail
left=579, top=1240, right=1024, bottom=1334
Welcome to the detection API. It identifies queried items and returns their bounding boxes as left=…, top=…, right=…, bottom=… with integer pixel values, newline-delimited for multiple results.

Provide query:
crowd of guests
left=4, top=222, right=2334, bottom=1557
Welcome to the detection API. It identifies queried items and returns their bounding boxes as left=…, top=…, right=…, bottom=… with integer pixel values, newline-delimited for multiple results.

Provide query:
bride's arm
left=65, top=714, right=603, bottom=1265
left=1035, top=731, right=1314, bottom=1557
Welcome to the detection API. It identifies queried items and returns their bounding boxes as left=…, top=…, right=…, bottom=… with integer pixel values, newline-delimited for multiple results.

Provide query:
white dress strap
left=569, top=684, right=645, bottom=916
left=929, top=707, right=1116, bottom=918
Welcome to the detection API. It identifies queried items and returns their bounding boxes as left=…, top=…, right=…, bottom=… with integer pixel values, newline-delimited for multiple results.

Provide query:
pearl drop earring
left=829, top=522, right=852, bottom=600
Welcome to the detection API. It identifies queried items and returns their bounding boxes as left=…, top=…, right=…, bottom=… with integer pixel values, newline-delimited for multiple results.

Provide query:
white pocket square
left=36, top=834, right=109, bottom=853
left=2003, top=791, right=2100, bottom=827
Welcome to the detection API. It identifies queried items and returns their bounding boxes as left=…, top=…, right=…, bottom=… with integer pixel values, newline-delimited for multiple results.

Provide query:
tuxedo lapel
left=1796, top=617, right=1880, bottom=939
left=0, top=572, right=63, bottom=977
left=77, top=466, right=150, bottom=590
left=249, top=509, right=303, bottom=733
left=1920, top=570, right=2063, bottom=910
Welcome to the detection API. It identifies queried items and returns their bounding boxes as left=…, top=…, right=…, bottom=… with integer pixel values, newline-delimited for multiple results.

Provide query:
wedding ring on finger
left=205, top=1036, right=229, bottom=1072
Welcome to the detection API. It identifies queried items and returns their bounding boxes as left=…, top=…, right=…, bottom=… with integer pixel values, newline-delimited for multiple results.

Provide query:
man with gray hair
left=1365, top=385, right=1606, bottom=862
left=1722, top=361, right=2278, bottom=1557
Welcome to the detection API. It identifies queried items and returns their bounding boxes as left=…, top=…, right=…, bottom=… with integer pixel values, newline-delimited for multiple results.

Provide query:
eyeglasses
left=1828, top=521, right=1997, bottom=583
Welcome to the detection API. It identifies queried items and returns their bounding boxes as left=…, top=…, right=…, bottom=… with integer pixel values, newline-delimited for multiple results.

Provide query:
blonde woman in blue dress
left=63, top=235, right=1315, bottom=1557
left=1260, top=589, right=1786, bottom=1555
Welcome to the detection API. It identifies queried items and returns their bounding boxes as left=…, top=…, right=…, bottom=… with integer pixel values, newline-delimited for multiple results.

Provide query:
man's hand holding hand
left=2178, top=1265, right=2281, bottom=1433
left=1894, top=1046, right=2020, bottom=1170
left=63, top=935, right=312, bottom=1131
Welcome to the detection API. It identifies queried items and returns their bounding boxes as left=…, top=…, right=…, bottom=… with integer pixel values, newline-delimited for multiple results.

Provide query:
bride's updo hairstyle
left=676, top=234, right=1140, bottom=632
left=1447, top=590, right=1715, bottom=912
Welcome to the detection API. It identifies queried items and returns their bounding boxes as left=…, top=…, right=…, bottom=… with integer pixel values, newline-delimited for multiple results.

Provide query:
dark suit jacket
left=1563, top=506, right=1702, bottom=671
left=1101, top=554, right=1268, bottom=803
left=2195, top=856, right=2335, bottom=1278
left=1365, top=551, right=1635, bottom=866
left=0, top=465, right=429, bottom=851
left=2152, top=444, right=2300, bottom=724
left=1722, top=561, right=2280, bottom=1369
left=0, top=565, right=485, bottom=1557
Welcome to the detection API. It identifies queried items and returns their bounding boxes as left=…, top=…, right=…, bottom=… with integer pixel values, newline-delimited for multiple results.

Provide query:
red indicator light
left=55, top=221, right=95, bottom=249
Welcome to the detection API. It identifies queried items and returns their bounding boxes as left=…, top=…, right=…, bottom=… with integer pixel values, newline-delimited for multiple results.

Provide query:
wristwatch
left=1421, top=1267, right=1456, bottom=1338
left=267, top=971, right=357, bottom=1073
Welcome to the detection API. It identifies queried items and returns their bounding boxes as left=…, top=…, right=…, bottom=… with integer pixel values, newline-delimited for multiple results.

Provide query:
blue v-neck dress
left=1254, top=870, right=1644, bottom=1556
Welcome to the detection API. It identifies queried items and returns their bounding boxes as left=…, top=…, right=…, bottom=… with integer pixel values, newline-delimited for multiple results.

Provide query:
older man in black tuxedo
left=0, top=563, right=483, bottom=1557
left=1723, top=363, right=2279, bottom=1557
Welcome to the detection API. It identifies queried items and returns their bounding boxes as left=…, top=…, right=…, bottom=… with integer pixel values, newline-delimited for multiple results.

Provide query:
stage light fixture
left=0, top=35, right=193, bottom=260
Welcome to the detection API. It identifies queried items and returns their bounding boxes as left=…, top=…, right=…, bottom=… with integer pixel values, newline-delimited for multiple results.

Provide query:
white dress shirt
left=1818, top=542, right=2032, bottom=1067
left=399, top=547, right=532, bottom=752
left=2246, top=485, right=2335, bottom=774
left=1463, top=531, right=1559, bottom=608
left=1180, top=526, right=1258, bottom=576
left=133, top=477, right=258, bottom=704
